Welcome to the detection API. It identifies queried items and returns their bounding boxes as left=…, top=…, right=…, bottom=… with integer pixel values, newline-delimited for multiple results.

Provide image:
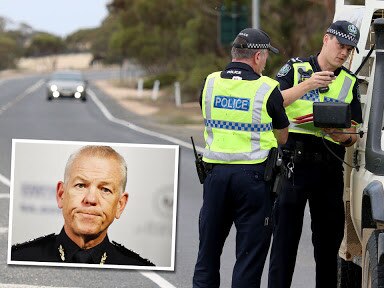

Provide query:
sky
left=0, top=0, right=110, bottom=37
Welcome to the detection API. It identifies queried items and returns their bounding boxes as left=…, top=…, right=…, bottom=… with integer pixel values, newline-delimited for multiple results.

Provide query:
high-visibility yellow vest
left=288, top=62, right=356, bottom=142
left=202, top=71, right=278, bottom=164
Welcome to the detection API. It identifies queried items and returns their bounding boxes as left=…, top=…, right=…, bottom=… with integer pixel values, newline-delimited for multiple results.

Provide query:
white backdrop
left=8, top=139, right=179, bottom=270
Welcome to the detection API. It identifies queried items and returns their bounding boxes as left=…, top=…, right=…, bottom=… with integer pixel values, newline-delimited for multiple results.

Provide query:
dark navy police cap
left=326, top=20, right=360, bottom=53
left=233, top=28, right=279, bottom=54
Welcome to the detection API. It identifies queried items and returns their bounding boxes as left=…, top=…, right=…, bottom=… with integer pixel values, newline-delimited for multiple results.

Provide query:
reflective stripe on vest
left=202, top=72, right=277, bottom=163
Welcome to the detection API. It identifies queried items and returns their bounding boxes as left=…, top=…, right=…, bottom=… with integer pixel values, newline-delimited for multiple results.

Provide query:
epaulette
left=12, top=233, right=56, bottom=250
left=111, top=241, right=155, bottom=266
left=290, top=57, right=304, bottom=63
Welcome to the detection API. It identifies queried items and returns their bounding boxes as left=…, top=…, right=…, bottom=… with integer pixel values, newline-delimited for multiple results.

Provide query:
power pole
left=252, top=0, right=260, bottom=29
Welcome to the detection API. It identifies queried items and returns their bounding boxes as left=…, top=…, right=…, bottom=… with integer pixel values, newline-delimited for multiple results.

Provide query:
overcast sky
left=0, top=0, right=110, bottom=37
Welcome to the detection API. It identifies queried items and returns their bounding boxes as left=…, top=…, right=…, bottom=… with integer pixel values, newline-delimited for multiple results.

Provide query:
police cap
left=326, top=20, right=360, bottom=53
left=233, top=28, right=279, bottom=54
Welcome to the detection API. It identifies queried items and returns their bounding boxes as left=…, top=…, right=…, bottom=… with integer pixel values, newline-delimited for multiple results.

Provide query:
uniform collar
left=225, top=62, right=254, bottom=72
left=222, top=62, right=261, bottom=79
left=56, top=228, right=109, bottom=264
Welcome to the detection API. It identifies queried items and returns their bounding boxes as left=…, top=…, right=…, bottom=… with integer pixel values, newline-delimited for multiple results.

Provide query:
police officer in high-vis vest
left=193, top=28, right=289, bottom=288
left=268, top=21, right=363, bottom=288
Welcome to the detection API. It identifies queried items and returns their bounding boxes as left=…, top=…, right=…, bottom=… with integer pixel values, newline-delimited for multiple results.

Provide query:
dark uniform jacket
left=11, top=228, right=154, bottom=266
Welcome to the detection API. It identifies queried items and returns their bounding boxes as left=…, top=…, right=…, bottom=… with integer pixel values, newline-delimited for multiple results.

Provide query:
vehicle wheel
left=81, top=97, right=87, bottom=102
left=47, top=96, right=52, bottom=101
left=337, top=255, right=362, bottom=288
left=362, top=230, right=384, bottom=287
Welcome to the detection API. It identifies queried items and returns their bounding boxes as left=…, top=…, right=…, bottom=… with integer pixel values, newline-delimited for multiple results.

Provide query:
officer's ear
left=115, top=192, right=128, bottom=219
left=56, top=181, right=65, bottom=209
left=254, top=50, right=261, bottom=62
left=253, top=50, right=264, bottom=68
left=323, top=33, right=331, bottom=46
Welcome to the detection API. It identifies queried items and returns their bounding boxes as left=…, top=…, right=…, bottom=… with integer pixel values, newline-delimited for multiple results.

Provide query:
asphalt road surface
left=0, top=70, right=315, bottom=287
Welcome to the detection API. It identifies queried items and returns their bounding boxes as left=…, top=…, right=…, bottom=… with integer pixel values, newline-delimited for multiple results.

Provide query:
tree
left=0, top=35, right=18, bottom=69
left=91, top=15, right=120, bottom=64
left=66, top=28, right=99, bottom=52
left=25, top=33, right=66, bottom=57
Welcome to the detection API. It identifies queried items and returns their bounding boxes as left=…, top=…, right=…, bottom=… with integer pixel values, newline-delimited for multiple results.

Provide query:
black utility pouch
left=264, top=147, right=287, bottom=195
left=264, top=147, right=278, bottom=182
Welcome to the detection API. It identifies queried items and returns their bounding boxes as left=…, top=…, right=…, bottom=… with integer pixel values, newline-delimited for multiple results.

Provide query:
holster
left=264, top=147, right=279, bottom=182
left=264, top=147, right=286, bottom=195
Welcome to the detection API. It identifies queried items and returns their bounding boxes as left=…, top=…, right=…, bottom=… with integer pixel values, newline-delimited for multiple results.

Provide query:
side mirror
left=313, top=102, right=351, bottom=128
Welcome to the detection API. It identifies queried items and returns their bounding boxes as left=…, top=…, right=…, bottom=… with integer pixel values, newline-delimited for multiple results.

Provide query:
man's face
left=324, top=34, right=354, bottom=68
left=56, top=154, right=128, bottom=243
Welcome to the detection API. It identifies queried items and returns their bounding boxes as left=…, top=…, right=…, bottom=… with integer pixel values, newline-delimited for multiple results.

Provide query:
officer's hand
left=307, top=71, right=335, bottom=90
left=321, top=128, right=348, bottom=142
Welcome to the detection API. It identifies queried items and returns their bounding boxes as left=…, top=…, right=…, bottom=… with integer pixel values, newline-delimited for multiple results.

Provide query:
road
left=0, top=70, right=315, bottom=287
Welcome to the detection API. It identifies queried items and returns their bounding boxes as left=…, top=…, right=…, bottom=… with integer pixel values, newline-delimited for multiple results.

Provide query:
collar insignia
left=100, top=252, right=107, bottom=265
left=59, top=245, right=65, bottom=261
left=58, top=245, right=107, bottom=265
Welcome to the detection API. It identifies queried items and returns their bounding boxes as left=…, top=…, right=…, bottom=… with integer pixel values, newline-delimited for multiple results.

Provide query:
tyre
left=338, top=255, right=362, bottom=288
left=362, top=230, right=384, bottom=287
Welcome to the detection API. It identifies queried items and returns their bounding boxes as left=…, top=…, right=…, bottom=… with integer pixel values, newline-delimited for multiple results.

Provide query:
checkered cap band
left=205, top=119, right=273, bottom=132
left=246, top=43, right=271, bottom=49
left=327, top=28, right=358, bottom=45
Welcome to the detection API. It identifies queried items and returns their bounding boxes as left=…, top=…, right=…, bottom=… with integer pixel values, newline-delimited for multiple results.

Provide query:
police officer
left=268, top=20, right=363, bottom=287
left=11, top=145, right=154, bottom=266
left=193, top=28, right=289, bottom=288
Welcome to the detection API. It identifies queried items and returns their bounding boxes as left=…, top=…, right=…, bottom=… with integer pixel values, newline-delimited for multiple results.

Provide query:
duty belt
left=282, top=148, right=331, bottom=164
left=203, top=162, right=216, bottom=171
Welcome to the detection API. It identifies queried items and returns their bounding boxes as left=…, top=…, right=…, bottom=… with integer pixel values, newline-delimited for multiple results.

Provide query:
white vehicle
left=334, top=0, right=384, bottom=286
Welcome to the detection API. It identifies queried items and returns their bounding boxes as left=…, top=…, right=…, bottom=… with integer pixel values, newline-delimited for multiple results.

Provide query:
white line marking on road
left=89, top=89, right=204, bottom=153
left=0, top=173, right=10, bottom=187
left=0, top=193, right=10, bottom=198
left=0, top=79, right=44, bottom=115
left=0, top=79, right=44, bottom=191
left=89, top=91, right=181, bottom=287
left=140, top=272, right=177, bottom=288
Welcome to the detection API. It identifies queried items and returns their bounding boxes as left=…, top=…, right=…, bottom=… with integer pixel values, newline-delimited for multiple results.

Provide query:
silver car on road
left=46, top=70, right=87, bottom=101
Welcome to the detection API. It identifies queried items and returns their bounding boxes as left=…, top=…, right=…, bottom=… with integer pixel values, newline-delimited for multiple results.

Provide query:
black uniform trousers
left=193, top=163, right=274, bottom=288
left=268, top=148, right=345, bottom=288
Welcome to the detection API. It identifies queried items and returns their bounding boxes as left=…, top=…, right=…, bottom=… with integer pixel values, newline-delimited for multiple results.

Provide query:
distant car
left=46, top=70, right=87, bottom=101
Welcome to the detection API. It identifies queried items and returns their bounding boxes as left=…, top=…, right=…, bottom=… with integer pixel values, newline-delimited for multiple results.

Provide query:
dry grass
left=17, top=53, right=93, bottom=72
